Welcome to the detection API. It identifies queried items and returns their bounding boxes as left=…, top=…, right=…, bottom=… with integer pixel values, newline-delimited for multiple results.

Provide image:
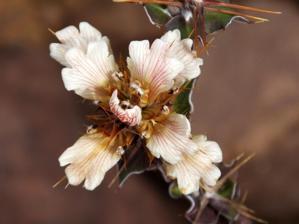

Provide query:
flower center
left=109, top=89, right=142, bottom=127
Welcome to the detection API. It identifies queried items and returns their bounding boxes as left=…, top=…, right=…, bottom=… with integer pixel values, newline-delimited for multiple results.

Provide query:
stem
left=113, top=0, right=183, bottom=7
left=204, top=1, right=281, bottom=15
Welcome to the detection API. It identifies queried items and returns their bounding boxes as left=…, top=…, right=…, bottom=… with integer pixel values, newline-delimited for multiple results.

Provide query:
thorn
left=215, top=153, right=256, bottom=192
left=205, top=7, right=269, bottom=23
left=52, top=176, right=67, bottom=188
left=204, top=1, right=281, bottom=15
left=113, top=0, right=182, bottom=7
left=241, top=190, right=248, bottom=204
left=48, top=28, right=56, bottom=36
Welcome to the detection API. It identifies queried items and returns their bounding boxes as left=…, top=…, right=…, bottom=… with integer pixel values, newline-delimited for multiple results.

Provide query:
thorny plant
left=50, top=0, right=280, bottom=223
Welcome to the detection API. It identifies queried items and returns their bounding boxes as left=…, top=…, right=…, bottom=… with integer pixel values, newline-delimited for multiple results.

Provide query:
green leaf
left=204, top=10, right=234, bottom=34
left=165, top=16, right=193, bottom=39
left=144, top=0, right=249, bottom=37
left=144, top=4, right=171, bottom=26
left=217, top=179, right=236, bottom=199
left=203, top=0, right=249, bottom=34
left=169, top=182, right=184, bottom=199
left=118, top=138, right=152, bottom=186
left=173, top=80, right=195, bottom=116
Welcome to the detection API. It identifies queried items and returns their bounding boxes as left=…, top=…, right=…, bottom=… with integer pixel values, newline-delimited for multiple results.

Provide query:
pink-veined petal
left=109, top=90, right=142, bottom=126
left=165, top=136, right=222, bottom=194
left=86, top=41, right=118, bottom=78
left=146, top=113, right=197, bottom=164
left=50, top=22, right=113, bottom=66
left=161, top=30, right=203, bottom=86
left=193, top=135, right=223, bottom=163
left=59, top=133, right=121, bottom=190
left=127, top=39, right=184, bottom=102
left=62, top=45, right=117, bottom=100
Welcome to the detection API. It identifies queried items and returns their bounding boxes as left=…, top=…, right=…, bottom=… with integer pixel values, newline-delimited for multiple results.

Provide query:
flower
left=50, top=22, right=207, bottom=191
left=50, top=22, right=117, bottom=101
left=165, top=135, right=222, bottom=195
left=59, top=133, right=123, bottom=190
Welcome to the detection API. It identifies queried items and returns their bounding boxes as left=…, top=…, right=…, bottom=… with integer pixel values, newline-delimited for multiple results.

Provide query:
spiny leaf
left=173, top=80, right=195, bottom=116
left=117, top=138, right=153, bottom=186
left=165, top=15, right=193, bottom=38
left=144, top=4, right=171, bottom=26
left=217, top=179, right=236, bottom=199
left=169, top=182, right=184, bottom=199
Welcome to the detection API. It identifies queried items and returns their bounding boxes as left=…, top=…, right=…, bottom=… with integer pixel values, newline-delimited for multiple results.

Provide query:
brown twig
left=113, top=0, right=183, bottom=7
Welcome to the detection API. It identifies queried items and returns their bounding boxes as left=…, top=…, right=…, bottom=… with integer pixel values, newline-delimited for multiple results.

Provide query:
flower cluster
left=50, top=22, right=222, bottom=194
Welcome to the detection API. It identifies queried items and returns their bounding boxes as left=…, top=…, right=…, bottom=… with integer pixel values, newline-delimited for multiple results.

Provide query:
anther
left=162, top=105, right=170, bottom=114
left=86, top=125, right=98, bottom=134
left=116, top=146, right=125, bottom=156
left=130, top=81, right=144, bottom=96
left=112, top=72, right=124, bottom=81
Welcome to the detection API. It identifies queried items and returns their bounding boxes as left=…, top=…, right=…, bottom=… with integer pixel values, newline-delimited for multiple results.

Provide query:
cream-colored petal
left=55, top=25, right=85, bottom=49
left=86, top=41, right=118, bottom=79
left=127, top=40, right=150, bottom=82
left=50, top=22, right=113, bottom=66
left=59, top=134, right=98, bottom=167
left=160, top=29, right=181, bottom=43
left=146, top=113, right=197, bottom=164
left=201, top=165, right=221, bottom=186
left=62, top=47, right=115, bottom=100
left=166, top=158, right=199, bottom=195
left=49, top=43, right=69, bottom=66
left=177, top=172, right=200, bottom=195
left=128, top=39, right=184, bottom=101
left=83, top=147, right=120, bottom=190
left=193, top=135, right=223, bottom=163
left=161, top=30, right=203, bottom=86
left=165, top=136, right=223, bottom=194
left=62, top=68, right=107, bottom=100
left=59, top=133, right=121, bottom=190
left=109, top=90, right=142, bottom=126
left=79, top=22, right=103, bottom=42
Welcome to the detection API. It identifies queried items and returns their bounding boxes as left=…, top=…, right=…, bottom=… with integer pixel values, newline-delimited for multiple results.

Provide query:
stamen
left=93, top=100, right=100, bottom=105
left=116, top=146, right=125, bottom=156
left=130, top=81, right=144, bottom=96
left=142, top=131, right=150, bottom=139
left=162, top=105, right=170, bottom=115
left=86, top=125, right=98, bottom=134
left=112, top=71, right=124, bottom=81
left=171, top=87, right=180, bottom=95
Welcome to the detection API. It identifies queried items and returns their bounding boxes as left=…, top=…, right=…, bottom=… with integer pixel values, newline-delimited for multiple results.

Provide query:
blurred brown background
left=1, top=0, right=298, bottom=223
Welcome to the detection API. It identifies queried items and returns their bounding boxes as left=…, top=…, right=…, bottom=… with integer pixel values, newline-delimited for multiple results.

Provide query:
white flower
left=59, top=133, right=122, bottom=190
left=127, top=30, right=202, bottom=103
left=146, top=113, right=197, bottom=164
left=50, top=22, right=111, bottom=66
left=109, top=89, right=142, bottom=126
left=165, top=135, right=222, bottom=194
left=50, top=22, right=202, bottom=103
left=50, top=22, right=205, bottom=190
left=160, top=30, right=203, bottom=86
left=127, top=39, right=184, bottom=103
left=50, top=22, right=118, bottom=101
